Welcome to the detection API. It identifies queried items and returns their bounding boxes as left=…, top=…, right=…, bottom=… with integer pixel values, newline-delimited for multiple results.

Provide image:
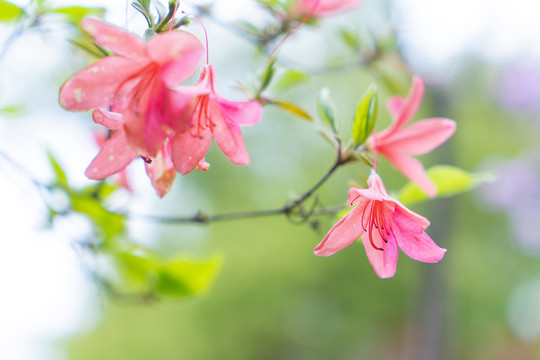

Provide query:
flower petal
left=388, top=76, right=425, bottom=135
left=387, top=96, right=404, bottom=118
left=379, top=118, right=456, bottom=155
left=211, top=101, right=251, bottom=166
left=171, top=125, right=213, bottom=175
left=145, top=139, right=176, bottom=197
left=381, top=149, right=437, bottom=197
left=362, top=230, right=398, bottom=278
left=148, top=31, right=204, bottom=85
left=392, top=202, right=431, bottom=230
left=59, top=56, right=144, bottom=111
left=82, top=19, right=147, bottom=58
left=85, top=132, right=138, bottom=180
left=92, top=109, right=122, bottom=130
left=314, top=204, right=366, bottom=256
left=215, top=98, right=263, bottom=126
left=390, top=213, right=446, bottom=263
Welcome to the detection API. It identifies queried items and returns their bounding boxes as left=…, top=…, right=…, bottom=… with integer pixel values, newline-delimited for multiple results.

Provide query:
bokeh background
left=1, top=0, right=540, bottom=359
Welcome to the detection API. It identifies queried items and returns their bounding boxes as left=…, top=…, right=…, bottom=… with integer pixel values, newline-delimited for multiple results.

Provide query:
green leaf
left=115, top=250, right=159, bottom=291
left=71, top=196, right=125, bottom=242
left=273, top=69, right=309, bottom=93
left=156, top=256, right=222, bottom=297
left=397, top=166, right=495, bottom=205
left=340, top=28, right=360, bottom=51
left=0, top=104, right=25, bottom=116
left=51, top=6, right=105, bottom=25
left=258, top=57, right=277, bottom=95
left=135, top=0, right=151, bottom=12
left=0, top=0, right=24, bottom=22
left=47, top=152, right=69, bottom=190
left=352, top=84, right=378, bottom=146
left=316, top=88, right=339, bottom=133
left=273, top=99, right=312, bottom=121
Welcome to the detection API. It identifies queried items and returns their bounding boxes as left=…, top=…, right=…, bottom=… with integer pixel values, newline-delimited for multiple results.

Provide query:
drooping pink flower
left=59, top=19, right=204, bottom=158
left=170, top=64, right=262, bottom=175
left=86, top=109, right=208, bottom=197
left=314, top=170, right=446, bottom=278
left=289, top=0, right=360, bottom=18
left=368, top=77, right=456, bottom=197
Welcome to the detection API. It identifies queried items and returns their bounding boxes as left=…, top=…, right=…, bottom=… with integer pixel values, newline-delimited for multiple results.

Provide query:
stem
left=0, top=22, right=25, bottom=62
left=124, top=150, right=349, bottom=225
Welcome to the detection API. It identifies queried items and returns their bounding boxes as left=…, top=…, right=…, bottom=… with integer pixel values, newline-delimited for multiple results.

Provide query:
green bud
left=352, top=84, right=378, bottom=146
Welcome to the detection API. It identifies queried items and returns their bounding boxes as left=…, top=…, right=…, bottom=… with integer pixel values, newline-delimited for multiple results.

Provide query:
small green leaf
left=0, top=0, right=24, bottom=22
left=115, top=250, right=159, bottom=291
left=340, top=28, right=360, bottom=51
left=273, top=99, right=312, bottom=121
left=258, top=57, right=277, bottom=95
left=352, top=84, right=378, bottom=146
left=47, top=152, right=69, bottom=190
left=0, top=104, right=25, bottom=116
left=71, top=196, right=125, bottom=242
left=398, top=166, right=495, bottom=205
left=156, top=256, right=222, bottom=297
left=131, top=2, right=152, bottom=27
left=316, top=88, right=339, bottom=133
left=273, top=69, right=309, bottom=92
left=51, top=6, right=105, bottom=25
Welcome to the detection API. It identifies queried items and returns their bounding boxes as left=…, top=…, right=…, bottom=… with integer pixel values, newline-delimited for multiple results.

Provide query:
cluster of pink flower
left=59, top=19, right=262, bottom=197
left=314, top=78, right=456, bottom=278
left=59, top=5, right=456, bottom=279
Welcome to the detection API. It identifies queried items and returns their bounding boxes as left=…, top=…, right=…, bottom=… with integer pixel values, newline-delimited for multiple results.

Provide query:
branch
left=123, top=153, right=350, bottom=225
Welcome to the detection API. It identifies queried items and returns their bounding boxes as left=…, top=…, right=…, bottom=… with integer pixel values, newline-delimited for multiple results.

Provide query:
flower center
left=190, top=95, right=215, bottom=139
left=114, top=62, right=161, bottom=114
left=360, top=201, right=391, bottom=251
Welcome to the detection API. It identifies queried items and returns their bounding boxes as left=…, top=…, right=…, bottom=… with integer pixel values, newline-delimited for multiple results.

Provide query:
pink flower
left=86, top=109, right=208, bottom=197
left=289, top=0, right=360, bottom=18
left=368, top=77, right=456, bottom=197
left=170, top=64, right=262, bottom=175
left=59, top=19, right=204, bottom=158
left=314, top=170, right=446, bottom=278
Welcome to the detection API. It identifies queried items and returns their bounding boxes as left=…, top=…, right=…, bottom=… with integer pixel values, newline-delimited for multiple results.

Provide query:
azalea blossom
left=86, top=109, right=208, bottom=197
left=170, top=64, right=262, bottom=175
left=289, top=0, right=360, bottom=18
left=59, top=18, right=204, bottom=158
left=314, top=170, right=446, bottom=278
left=368, top=77, right=456, bottom=197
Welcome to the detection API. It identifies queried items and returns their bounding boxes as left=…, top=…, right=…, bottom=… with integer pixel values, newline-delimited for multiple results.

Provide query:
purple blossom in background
left=480, top=149, right=540, bottom=254
left=496, top=63, right=540, bottom=114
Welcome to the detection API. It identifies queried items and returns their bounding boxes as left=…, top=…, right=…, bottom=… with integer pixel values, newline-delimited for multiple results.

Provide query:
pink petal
left=381, top=150, right=437, bottom=197
left=390, top=211, right=446, bottom=263
left=388, top=76, right=425, bottom=135
left=387, top=96, right=404, bottom=118
left=85, top=132, right=138, bottom=180
left=215, top=98, right=263, bottom=126
left=148, top=31, right=204, bottom=85
left=171, top=125, right=213, bottom=175
left=166, top=85, right=211, bottom=133
left=362, top=230, right=398, bottom=278
left=380, top=118, right=456, bottom=155
left=145, top=139, right=176, bottom=197
left=59, top=56, right=145, bottom=111
left=293, top=0, right=360, bottom=17
left=82, top=19, right=147, bottom=59
left=211, top=101, right=251, bottom=166
left=348, top=187, right=382, bottom=204
left=314, top=204, right=366, bottom=256
left=92, top=109, right=122, bottom=130
left=392, top=202, right=431, bottom=230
